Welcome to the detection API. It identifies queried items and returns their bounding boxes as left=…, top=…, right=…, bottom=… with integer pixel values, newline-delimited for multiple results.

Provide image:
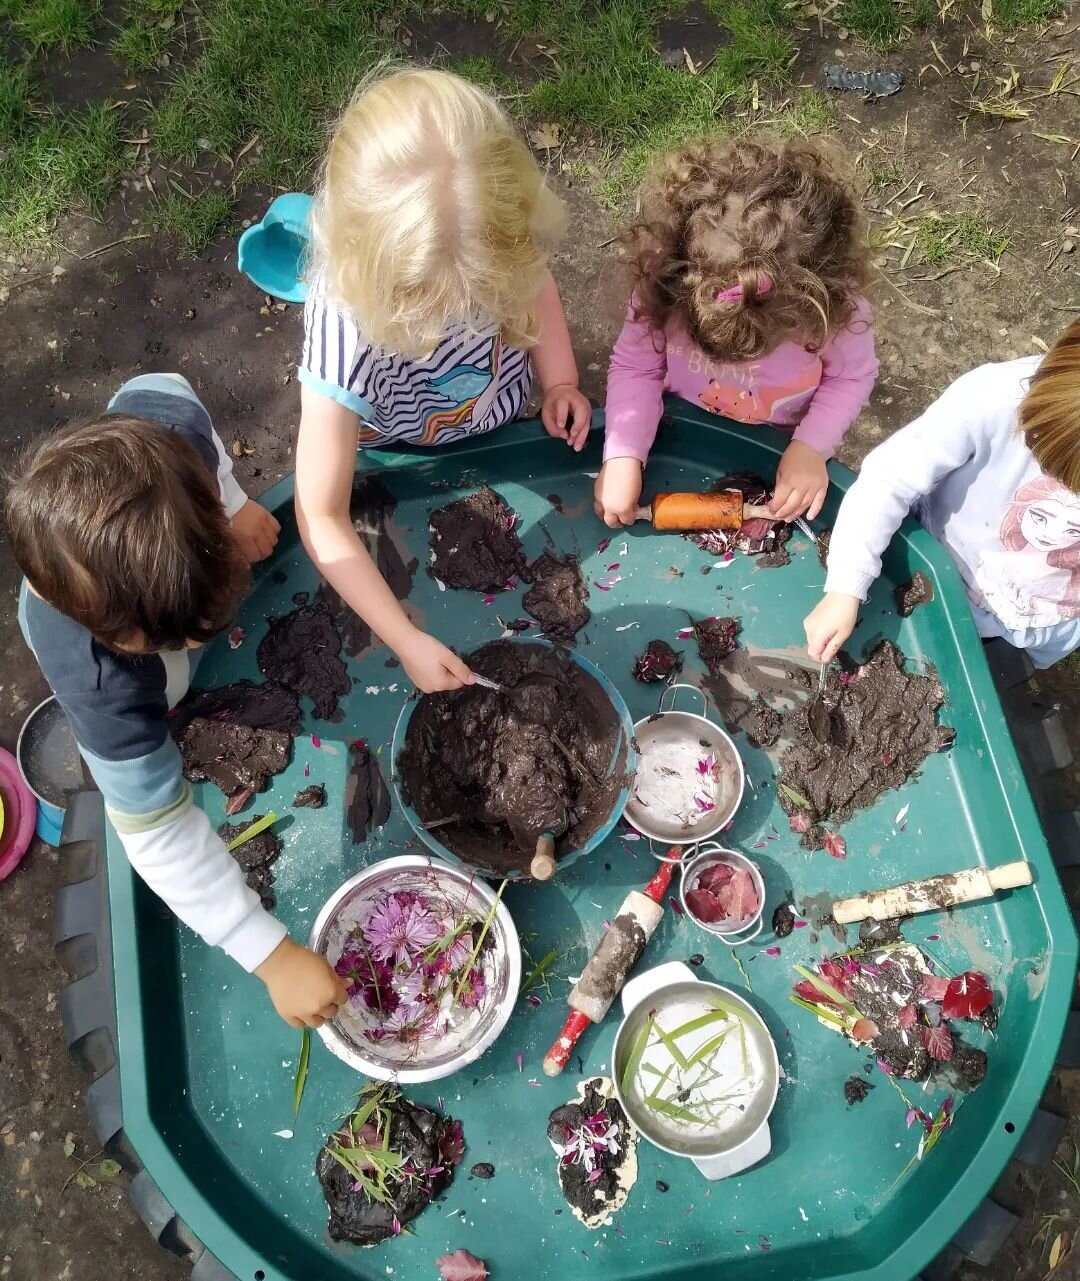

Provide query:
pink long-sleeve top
left=603, top=296, right=878, bottom=463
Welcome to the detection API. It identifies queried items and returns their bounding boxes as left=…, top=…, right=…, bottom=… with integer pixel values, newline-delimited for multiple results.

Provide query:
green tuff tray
left=107, top=402, right=1076, bottom=1281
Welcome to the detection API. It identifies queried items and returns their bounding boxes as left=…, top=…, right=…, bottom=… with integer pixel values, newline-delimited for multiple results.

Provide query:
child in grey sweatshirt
left=806, top=320, right=1080, bottom=669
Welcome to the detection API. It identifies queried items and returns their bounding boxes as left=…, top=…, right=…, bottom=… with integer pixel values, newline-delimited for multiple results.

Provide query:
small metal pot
left=680, top=844, right=766, bottom=946
left=624, top=683, right=744, bottom=846
left=612, top=962, right=779, bottom=1181
left=308, top=855, right=521, bottom=1083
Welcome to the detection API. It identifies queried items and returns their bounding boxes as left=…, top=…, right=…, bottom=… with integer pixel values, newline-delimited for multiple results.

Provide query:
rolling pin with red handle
left=832, top=860, right=1033, bottom=925
left=542, top=848, right=683, bottom=1076
left=635, top=490, right=773, bottom=532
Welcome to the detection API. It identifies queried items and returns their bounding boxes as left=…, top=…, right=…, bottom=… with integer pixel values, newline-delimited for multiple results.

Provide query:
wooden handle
left=833, top=861, right=1034, bottom=924
left=987, top=861, right=1034, bottom=891
left=543, top=1010, right=592, bottom=1076
left=531, top=834, right=557, bottom=881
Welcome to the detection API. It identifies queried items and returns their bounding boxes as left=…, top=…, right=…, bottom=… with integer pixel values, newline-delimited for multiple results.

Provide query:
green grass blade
left=454, top=878, right=507, bottom=1002
left=619, top=1015, right=653, bottom=1095
left=649, top=1017, right=691, bottom=1069
left=687, top=1028, right=732, bottom=1067
left=227, top=811, right=278, bottom=851
left=642, top=1096, right=706, bottom=1125
left=788, top=994, right=852, bottom=1028
left=292, top=1027, right=310, bottom=1116
left=522, top=948, right=559, bottom=995
left=793, top=964, right=862, bottom=1023
left=664, top=1007, right=731, bottom=1042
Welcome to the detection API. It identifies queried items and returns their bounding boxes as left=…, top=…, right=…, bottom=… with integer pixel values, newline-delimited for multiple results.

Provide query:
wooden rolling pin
left=635, top=490, right=773, bottom=532
left=833, top=861, right=1033, bottom=925
left=542, top=847, right=683, bottom=1076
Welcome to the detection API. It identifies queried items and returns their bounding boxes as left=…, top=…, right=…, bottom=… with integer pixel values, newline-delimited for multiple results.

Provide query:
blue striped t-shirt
left=298, top=282, right=532, bottom=447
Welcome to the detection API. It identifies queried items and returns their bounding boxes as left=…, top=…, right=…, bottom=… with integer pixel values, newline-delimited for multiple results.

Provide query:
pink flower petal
left=311, top=735, right=321, bottom=749
left=516, top=1052, right=524, bottom=1073
left=764, top=946, right=781, bottom=957
left=669, top=897, right=684, bottom=916
left=793, top=920, right=808, bottom=929
left=227, top=626, right=245, bottom=649
left=483, top=594, right=495, bottom=605
left=606, top=562, right=621, bottom=571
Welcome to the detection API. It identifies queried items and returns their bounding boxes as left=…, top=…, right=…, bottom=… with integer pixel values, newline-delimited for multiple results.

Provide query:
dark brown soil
left=816, top=528, right=831, bottom=570
left=398, top=640, right=623, bottom=875
left=257, top=603, right=350, bottom=721
left=843, top=1075, right=874, bottom=1105
left=345, top=740, right=391, bottom=843
left=470, top=1162, right=495, bottom=1179
left=779, top=641, right=955, bottom=837
left=176, top=717, right=292, bottom=798
left=522, top=552, right=590, bottom=643
left=693, top=616, right=741, bottom=675
left=428, top=485, right=527, bottom=592
left=772, top=902, right=795, bottom=938
left=632, top=639, right=683, bottom=683
left=171, top=678, right=303, bottom=736
left=217, top=816, right=281, bottom=910
left=547, top=1079, right=635, bottom=1224
left=316, top=1091, right=458, bottom=1246
left=895, top=571, right=935, bottom=617
left=742, top=697, right=783, bottom=748
left=292, top=784, right=325, bottom=808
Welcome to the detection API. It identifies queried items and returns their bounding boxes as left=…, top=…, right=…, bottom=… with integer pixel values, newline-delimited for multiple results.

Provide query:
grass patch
left=0, top=93, right=124, bottom=249
left=149, top=188, right=233, bottom=255
left=5, top=0, right=101, bottom=53
left=834, top=0, right=934, bottom=47
left=987, top=0, right=1064, bottom=22
left=447, top=53, right=513, bottom=91
left=111, top=0, right=184, bottom=73
left=914, top=211, right=1009, bottom=265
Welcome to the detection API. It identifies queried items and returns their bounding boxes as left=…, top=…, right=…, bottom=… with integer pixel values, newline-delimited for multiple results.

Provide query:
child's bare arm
left=295, top=385, right=474, bottom=692
left=532, top=272, right=591, bottom=451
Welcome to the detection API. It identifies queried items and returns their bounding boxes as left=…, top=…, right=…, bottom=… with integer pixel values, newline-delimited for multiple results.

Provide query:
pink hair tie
left=716, top=275, right=773, bottom=303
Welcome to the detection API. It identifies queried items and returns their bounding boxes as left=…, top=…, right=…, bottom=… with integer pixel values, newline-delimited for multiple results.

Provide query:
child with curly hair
left=595, top=136, right=878, bottom=528
left=806, top=319, right=1080, bottom=669
left=296, top=68, right=591, bottom=693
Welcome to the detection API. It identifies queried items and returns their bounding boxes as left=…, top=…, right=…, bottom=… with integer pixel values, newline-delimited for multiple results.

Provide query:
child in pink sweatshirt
left=595, top=137, right=878, bottom=528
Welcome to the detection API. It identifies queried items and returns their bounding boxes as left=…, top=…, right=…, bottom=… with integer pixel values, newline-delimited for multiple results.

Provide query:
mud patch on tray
left=429, top=485, right=527, bottom=592
left=317, top=1085, right=462, bottom=1246
left=687, top=473, right=792, bottom=565
left=792, top=939, right=993, bottom=1087
left=171, top=679, right=302, bottom=736
left=697, top=645, right=813, bottom=743
left=633, top=639, right=683, bottom=683
left=693, top=616, right=741, bottom=673
left=778, top=640, right=954, bottom=840
left=177, top=717, right=291, bottom=799
left=548, top=1077, right=638, bottom=1228
left=346, top=740, right=391, bottom=842
left=843, top=1075, right=873, bottom=1105
left=315, top=580, right=372, bottom=661
left=350, top=474, right=419, bottom=604
left=398, top=640, right=623, bottom=875
left=523, top=552, right=590, bottom=643
left=218, top=815, right=281, bottom=909
left=895, top=571, right=934, bottom=617
left=257, top=603, right=350, bottom=721
left=293, top=784, right=326, bottom=808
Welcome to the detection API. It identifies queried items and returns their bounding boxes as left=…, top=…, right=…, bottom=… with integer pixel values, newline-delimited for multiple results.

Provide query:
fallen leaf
left=231, top=438, right=255, bottom=458
left=897, top=1004, right=918, bottom=1030
left=98, top=1159, right=122, bottom=1179
left=789, top=812, right=811, bottom=834
left=941, top=971, right=993, bottom=1022
left=822, top=830, right=847, bottom=860
left=779, top=782, right=812, bottom=810
left=437, top=1249, right=489, bottom=1281
left=919, top=973, right=950, bottom=1001
left=224, top=786, right=254, bottom=816
left=74, top=1169, right=98, bottom=1190
left=1049, top=1230, right=1070, bottom=1271
left=62, top=1134, right=76, bottom=1159
left=919, top=1022, right=954, bottom=1061
left=529, top=122, right=561, bottom=150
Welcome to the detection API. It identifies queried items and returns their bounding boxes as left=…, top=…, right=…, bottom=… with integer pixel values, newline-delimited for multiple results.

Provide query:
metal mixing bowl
left=308, top=855, right=521, bottom=1082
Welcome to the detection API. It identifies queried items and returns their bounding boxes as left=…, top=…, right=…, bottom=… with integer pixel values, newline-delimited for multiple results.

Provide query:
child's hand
left=541, top=384, right=591, bottom=452
left=804, top=593, right=860, bottom=663
left=255, top=936, right=348, bottom=1028
left=231, top=499, right=281, bottom=564
left=770, top=441, right=829, bottom=522
left=398, top=627, right=475, bottom=693
left=593, top=457, right=644, bottom=528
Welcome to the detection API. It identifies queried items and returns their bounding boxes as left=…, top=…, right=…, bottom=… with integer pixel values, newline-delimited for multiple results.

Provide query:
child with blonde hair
left=595, top=136, right=878, bottom=528
left=806, top=319, right=1080, bottom=668
left=296, top=68, right=590, bottom=691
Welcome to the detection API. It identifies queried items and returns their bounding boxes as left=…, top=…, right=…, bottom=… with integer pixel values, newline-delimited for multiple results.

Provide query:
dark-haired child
left=7, top=374, right=347, bottom=1028
left=595, top=136, right=878, bottom=527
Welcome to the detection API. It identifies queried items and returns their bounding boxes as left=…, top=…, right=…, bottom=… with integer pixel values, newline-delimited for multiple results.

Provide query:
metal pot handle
left=691, top=1120, right=772, bottom=1181
left=646, top=837, right=691, bottom=864
left=658, top=681, right=708, bottom=717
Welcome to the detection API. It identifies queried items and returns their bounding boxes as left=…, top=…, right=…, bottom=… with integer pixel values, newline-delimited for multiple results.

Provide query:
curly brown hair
left=624, top=135, right=869, bottom=363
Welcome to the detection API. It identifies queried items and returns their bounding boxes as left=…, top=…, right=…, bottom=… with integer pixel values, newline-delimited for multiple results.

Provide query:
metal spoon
left=807, top=662, right=831, bottom=745
left=470, top=673, right=505, bottom=692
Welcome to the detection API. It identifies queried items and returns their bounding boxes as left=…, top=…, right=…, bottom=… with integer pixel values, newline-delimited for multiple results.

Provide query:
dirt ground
left=1, top=8, right=1079, bottom=1281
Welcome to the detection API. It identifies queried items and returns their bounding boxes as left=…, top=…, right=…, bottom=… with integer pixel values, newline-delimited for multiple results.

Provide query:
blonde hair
left=1019, top=319, right=1080, bottom=492
left=310, top=66, right=565, bottom=359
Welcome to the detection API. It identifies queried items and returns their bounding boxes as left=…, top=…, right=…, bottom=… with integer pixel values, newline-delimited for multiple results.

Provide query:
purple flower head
left=363, top=893, right=442, bottom=966
left=457, top=970, right=487, bottom=1010
left=445, top=929, right=475, bottom=971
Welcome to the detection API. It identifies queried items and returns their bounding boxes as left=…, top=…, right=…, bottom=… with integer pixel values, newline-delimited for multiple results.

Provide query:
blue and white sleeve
left=298, top=284, right=375, bottom=419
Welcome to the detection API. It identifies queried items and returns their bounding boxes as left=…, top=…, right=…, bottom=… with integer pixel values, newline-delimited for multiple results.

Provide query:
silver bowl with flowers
left=309, top=854, right=521, bottom=1082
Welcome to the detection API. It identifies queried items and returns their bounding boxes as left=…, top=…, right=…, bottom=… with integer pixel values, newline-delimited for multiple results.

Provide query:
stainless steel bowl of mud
left=625, top=683, right=744, bottom=845
left=309, top=856, right=521, bottom=1083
